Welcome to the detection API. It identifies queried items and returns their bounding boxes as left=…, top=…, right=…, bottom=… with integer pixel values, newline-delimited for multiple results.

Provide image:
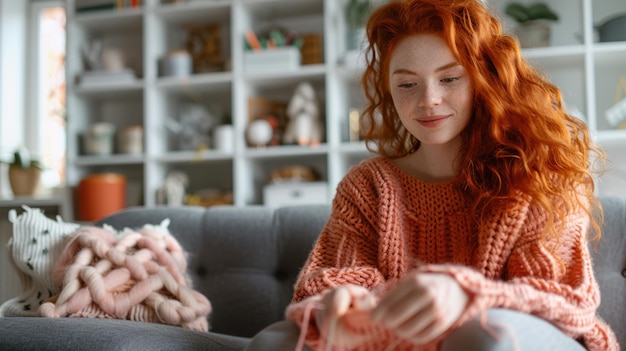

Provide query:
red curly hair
left=361, top=0, right=605, bottom=239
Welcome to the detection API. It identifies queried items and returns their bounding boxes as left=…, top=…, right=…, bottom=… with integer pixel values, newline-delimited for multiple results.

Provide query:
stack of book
left=76, top=0, right=141, bottom=13
left=77, top=69, right=137, bottom=87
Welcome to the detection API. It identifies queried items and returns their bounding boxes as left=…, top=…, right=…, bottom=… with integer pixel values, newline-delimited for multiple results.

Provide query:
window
left=30, top=2, right=66, bottom=189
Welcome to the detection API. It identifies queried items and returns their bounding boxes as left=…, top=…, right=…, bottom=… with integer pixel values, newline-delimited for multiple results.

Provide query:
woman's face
left=389, top=34, right=473, bottom=150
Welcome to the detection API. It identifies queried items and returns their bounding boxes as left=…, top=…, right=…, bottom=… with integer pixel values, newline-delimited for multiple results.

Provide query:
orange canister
left=77, top=173, right=127, bottom=221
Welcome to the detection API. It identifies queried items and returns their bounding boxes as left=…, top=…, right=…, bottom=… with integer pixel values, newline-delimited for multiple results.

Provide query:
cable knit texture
left=286, top=157, right=618, bottom=351
left=38, top=221, right=211, bottom=331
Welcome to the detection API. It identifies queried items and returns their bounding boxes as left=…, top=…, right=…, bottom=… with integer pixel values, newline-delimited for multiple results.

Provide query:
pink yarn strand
left=479, top=312, right=521, bottom=351
left=295, top=302, right=321, bottom=351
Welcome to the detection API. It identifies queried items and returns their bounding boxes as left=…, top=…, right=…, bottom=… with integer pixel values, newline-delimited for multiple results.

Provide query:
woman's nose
left=418, top=82, right=442, bottom=107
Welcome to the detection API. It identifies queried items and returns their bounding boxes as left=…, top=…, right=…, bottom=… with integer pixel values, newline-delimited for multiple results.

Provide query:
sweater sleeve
left=290, top=171, right=388, bottom=300
left=285, top=171, right=391, bottom=349
left=416, top=201, right=619, bottom=351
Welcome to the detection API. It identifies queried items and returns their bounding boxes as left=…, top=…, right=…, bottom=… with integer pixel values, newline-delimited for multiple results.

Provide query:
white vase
left=84, top=122, right=116, bottom=155
left=513, top=21, right=551, bottom=48
left=213, top=124, right=234, bottom=153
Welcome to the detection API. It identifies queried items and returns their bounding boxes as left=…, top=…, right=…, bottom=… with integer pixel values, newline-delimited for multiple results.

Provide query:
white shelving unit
left=64, top=0, right=626, bottom=215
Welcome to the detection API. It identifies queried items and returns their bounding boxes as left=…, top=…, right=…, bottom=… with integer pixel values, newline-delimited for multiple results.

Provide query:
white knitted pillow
left=0, top=206, right=81, bottom=317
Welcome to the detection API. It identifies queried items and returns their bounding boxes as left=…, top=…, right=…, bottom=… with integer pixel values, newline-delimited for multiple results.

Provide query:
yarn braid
left=39, top=223, right=211, bottom=331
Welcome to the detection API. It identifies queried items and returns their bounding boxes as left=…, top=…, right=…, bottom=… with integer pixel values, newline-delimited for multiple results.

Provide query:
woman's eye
left=441, top=77, right=460, bottom=83
left=398, top=83, right=415, bottom=88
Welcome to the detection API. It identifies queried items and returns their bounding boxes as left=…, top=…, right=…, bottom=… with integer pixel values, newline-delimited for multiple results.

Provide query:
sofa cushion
left=0, top=317, right=248, bottom=351
left=592, top=196, right=626, bottom=345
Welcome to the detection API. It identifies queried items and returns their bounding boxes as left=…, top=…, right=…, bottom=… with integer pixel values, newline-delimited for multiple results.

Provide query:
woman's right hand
left=315, top=285, right=376, bottom=349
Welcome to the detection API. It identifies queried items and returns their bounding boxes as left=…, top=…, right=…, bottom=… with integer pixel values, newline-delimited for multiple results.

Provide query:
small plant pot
left=9, top=166, right=41, bottom=197
left=513, top=21, right=551, bottom=48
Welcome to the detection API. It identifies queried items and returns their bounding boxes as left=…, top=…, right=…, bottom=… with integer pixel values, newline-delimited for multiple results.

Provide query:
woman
left=247, top=0, right=618, bottom=350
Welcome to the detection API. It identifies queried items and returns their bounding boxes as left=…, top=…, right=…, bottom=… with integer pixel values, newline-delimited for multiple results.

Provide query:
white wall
left=0, top=0, right=28, bottom=197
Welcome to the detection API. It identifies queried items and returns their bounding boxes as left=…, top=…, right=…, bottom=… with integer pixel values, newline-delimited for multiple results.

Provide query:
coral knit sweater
left=286, top=157, right=618, bottom=351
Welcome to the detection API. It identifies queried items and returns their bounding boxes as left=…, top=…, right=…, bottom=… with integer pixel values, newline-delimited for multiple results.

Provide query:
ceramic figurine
left=283, top=82, right=322, bottom=146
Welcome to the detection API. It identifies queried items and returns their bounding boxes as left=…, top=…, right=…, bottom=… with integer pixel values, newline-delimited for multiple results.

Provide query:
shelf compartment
left=73, top=81, right=145, bottom=98
left=74, top=8, right=144, bottom=33
left=245, top=152, right=328, bottom=205
left=74, top=154, right=145, bottom=166
left=152, top=1, right=232, bottom=78
left=594, top=49, right=626, bottom=131
left=155, top=159, right=234, bottom=207
left=72, top=163, right=145, bottom=207
left=495, top=0, right=584, bottom=48
left=594, top=42, right=626, bottom=64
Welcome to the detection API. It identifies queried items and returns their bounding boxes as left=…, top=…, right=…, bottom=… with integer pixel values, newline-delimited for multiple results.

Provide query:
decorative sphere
left=247, top=119, right=273, bottom=146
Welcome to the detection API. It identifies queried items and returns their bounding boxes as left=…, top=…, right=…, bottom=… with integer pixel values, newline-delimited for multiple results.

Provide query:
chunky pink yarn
left=38, top=225, right=211, bottom=331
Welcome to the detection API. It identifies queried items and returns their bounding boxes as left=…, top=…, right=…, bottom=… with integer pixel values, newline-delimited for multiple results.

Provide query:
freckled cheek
left=446, top=84, right=473, bottom=109
left=391, top=94, right=416, bottom=117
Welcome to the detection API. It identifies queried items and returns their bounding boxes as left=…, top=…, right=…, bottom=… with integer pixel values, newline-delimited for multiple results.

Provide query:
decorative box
left=244, top=47, right=301, bottom=73
left=263, top=181, right=328, bottom=207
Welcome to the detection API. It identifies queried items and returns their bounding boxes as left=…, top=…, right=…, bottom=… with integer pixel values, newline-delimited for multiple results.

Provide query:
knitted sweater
left=286, top=157, right=618, bottom=351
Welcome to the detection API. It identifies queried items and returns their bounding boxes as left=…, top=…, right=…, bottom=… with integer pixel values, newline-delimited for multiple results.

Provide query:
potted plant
left=505, top=2, right=559, bottom=48
left=1, top=147, right=44, bottom=197
left=345, top=0, right=372, bottom=51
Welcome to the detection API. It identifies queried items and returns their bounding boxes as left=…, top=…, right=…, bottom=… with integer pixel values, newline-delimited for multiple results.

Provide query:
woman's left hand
left=371, top=272, right=468, bottom=345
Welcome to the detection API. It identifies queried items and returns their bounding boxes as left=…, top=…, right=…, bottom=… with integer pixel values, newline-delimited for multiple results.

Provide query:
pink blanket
left=39, top=223, right=211, bottom=331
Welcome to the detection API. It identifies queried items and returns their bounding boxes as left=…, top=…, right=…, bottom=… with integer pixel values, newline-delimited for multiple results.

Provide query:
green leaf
left=526, top=3, right=559, bottom=21
left=505, top=2, right=558, bottom=23
left=505, top=3, right=530, bottom=23
left=13, top=148, right=31, bottom=169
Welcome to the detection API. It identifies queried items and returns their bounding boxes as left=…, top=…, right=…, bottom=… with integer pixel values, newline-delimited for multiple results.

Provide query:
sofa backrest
left=98, top=204, right=331, bottom=338
left=99, top=197, right=625, bottom=345
left=591, top=196, right=626, bottom=346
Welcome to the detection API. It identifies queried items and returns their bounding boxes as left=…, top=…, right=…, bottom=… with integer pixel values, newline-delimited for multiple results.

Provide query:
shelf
left=155, top=1, right=232, bottom=24
left=244, top=144, right=329, bottom=158
left=155, top=72, right=233, bottom=92
left=242, top=0, right=323, bottom=20
left=74, top=154, right=145, bottom=166
left=339, top=141, right=368, bottom=153
left=594, top=42, right=626, bottom=65
left=244, top=64, right=327, bottom=86
left=155, top=150, right=234, bottom=163
left=596, top=130, right=626, bottom=145
left=522, top=45, right=586, bottom=66
left=64, top=0, right=626, bottom=208
left=0, top=196, right=66, bottom=208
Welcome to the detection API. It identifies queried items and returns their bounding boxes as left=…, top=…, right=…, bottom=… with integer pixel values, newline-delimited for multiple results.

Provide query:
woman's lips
left=415, top=115, right=449, bottom=128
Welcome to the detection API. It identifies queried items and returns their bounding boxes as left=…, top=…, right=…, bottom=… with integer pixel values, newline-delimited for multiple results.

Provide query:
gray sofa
left=0, top=197, right=624, bottom=350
